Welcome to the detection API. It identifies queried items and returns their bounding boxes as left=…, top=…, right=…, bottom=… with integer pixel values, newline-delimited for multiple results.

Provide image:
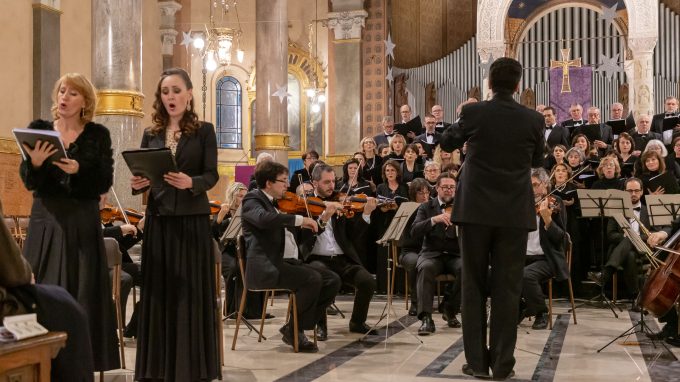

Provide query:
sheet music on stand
left=220, top=206, right=242, bottom=246
left=376, top=202, right=420, bottom=246
left=576, top=189, right=632, bottom=219
left=612, top=214, right=652, bottom=256
left=645, top=195, right=680, bottom=227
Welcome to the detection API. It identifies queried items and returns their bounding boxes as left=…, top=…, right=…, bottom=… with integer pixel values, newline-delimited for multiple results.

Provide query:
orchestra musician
left=19, top=73, right=119, bottom=372
left=289, top=149, right=319, bottom=193
left=410, top=173, right=462, bottom=334
left=440, top=57, right=544, bottom=380
left=130, top=68, right=220, bottom=381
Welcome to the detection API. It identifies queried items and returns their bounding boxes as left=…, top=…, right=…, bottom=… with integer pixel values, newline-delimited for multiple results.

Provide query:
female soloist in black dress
left=131, top=68, right=220, bottom=382
left=20, top=73, right=119, bottom=372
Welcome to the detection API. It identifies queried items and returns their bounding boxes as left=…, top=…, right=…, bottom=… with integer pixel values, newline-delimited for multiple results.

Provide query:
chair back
left=565, top=232, right=573, bottom=272
left=236, top=235, right=247, bottom=280
left=103, top=237, right=122, bottom=268
left=212, top=238, right=221, bottom=265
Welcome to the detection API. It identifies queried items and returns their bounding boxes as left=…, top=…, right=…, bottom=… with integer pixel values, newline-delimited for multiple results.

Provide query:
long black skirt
left=135, top=214, right=219, bottom=382
left=23, top=197, right=120, bottom=372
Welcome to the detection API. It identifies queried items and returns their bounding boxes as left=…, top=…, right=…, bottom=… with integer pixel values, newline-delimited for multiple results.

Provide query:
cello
left=640, top=227, right=680, bottom=317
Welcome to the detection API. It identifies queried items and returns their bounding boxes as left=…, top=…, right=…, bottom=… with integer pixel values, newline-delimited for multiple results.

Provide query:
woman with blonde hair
left=386, top=133, right=407, bottom=162
left=432, top=145, right=454, bottom=168
left=359, top=136, right=382, bottom=185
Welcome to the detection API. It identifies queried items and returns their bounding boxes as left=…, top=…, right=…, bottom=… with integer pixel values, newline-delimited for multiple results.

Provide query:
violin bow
left=109, top=187, right=131, bottom=225
left=535, top=164, right=590, bottom=206
left=297, top=173, right=313, bottom=218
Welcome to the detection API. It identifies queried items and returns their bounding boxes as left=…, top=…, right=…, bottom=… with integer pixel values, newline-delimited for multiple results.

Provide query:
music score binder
left=12, top=128, right=68, bottom=162
left=606, top=119, right=627, bottom=136
left=122, top=148, right=178, bottom=187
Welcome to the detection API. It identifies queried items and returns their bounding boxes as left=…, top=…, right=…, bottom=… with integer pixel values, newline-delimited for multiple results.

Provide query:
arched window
left=216, top=76, right=242, bottom=149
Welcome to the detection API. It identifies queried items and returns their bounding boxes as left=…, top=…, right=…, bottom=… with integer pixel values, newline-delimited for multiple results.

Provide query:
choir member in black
left=411, top=174, right=463, bottom=334
left=432, top=104, right=452, bottom=133
left=1, top=199, right=95, bottom=381
left=544, top=106, right=570, bottom=150
left=573, top=106, right=613, bottom=155
left=630, top=114, right=662, bottom=153
left=289, top=149, right=319, bottom=192
left=399, top=178, right=431, bottom=316
left=520, top=168, right=568, bottom=330
left=551, top=164, right=585, bottom=289
left=638, top=150, right=680, bottom=195
left=634, top=139, right=680, bottom=180
left=591, top=156, right=625, bottom=190
left=377, top=143, right=391, bottom=158
left=299, top=163, right=379, bottom=335
left=543, top=144, right=567, bottom=172
left=386, top=133, right=407, bottom=162
left=671, top=137, right=680, bottom=173
left=376, top=160, right=409, bottom=208
left=337, top=158, right=373, bottom=196
left=130, top=68, right=219, bottom=381
left=423, top=161, right=441, bottom=197
left=565, top=147, right=591, bottom=189
left=19, top=73, right=119, bottom=372
left=432, top=145, right=454, bottom=168
left=358, top=137, right=383, bottom=186
left=211, top=182, right=269, bottom=320
left=571, top=133, right=594, bottom=159
left=401, top=144, right=424, bottom=183
left=589, top=178, right=671, bottom=303
left=414, top=114, right=441, bottom=159
left=614, top=132, right=638, bottom=178
left=561, top=103, right=585, bottom=137
left=650, top=96, right=679, bottom=135
left=372, top=116, right=395, bottom=146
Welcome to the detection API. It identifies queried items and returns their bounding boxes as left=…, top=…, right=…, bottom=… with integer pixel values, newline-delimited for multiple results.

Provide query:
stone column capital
left=628, top=36, right=657, bottom=55
left=160, top=28, right=179, bottom=56
left=158, top=1, right=182, bottom=28
left=327, top=9, right=368, bottom=40
left=477, top=43, right=506, bottom=61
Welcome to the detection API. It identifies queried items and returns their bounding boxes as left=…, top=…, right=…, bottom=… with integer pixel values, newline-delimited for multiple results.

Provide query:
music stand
left=645, top=195, right=680, bottom=227
left=574, top=189, right=631, bottom=317
left=360, top=202, right=422, bottom=343
left=219, top=208, right=264, bottom=338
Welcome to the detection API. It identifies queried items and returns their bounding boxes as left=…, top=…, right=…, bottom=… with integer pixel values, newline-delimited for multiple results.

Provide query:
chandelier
left=192, top=0, right=244, bottom=71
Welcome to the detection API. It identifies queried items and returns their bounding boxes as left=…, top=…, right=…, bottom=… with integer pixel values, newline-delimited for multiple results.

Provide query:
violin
left=209, top=200, right=223, bottom=215
left=535, top=195, right=561, bottom=215
left=277, top=191, right=329, bottom=217
left=338, top=193, right=394, bottom=217
left=100, top=205, right=144, bottom=225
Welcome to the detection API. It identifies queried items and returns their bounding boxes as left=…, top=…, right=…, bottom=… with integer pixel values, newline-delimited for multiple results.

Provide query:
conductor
left=440, top=57, right=545, bottom=380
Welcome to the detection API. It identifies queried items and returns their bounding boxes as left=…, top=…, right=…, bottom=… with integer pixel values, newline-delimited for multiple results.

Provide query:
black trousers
left=399, top=250, right=419, bottom=304
left=308, top=255, right=376, bottom=324
left=222, top=252, right=266, bottom=318
left=416, top=254, right=461, bottom=317
left=460, top=224, right=527, bottom=378
left=522, top=256, right=553, bottom=315
left=606, top=238, right=641, bottom=294
left=283, top=258, right=341, bottom=328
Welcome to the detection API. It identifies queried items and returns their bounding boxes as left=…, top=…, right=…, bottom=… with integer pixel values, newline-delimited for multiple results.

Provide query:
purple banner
left=235, top=165, right=255, bottom=186
left=549, top=66, right=592, bottom=124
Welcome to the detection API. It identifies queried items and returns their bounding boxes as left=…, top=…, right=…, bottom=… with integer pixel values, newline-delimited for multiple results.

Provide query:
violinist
left=519, top=168, right=568, bottom=330
left=299, top=163, right=379, bottom=336
left=410, top=174, right=462, bottom=334
left=588, top=177, right=671, bottom=308
left=289, top=149, right=319, bottom=193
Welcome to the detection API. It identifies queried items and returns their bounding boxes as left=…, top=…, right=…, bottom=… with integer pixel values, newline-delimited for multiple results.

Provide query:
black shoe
left=418, top=314, right=436, bottom=336
left=665, top=336, right=680, bottom=347
left=123, top=323, right=137, bottom=338
left=279, top=324, right=319, bottom=352
left=316, top=316, right=328, bottom=341
left=532, top=313, right=548, bottom=330
left=647, top=324, right=676, bottom=340
left=349, top=321, right=378, bottom=335
left=492, top=370, right=515, bottom=380
left=326, top=305, right=338, bottom=316
left=462, top=364, right=491, bottom=379
left=408, top=304, right=418, bottom=316
left=442, top=312, right=462, bottom=328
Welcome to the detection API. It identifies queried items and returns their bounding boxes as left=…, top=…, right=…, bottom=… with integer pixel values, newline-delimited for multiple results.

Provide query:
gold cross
left=550, top=48, right=582, bottom=93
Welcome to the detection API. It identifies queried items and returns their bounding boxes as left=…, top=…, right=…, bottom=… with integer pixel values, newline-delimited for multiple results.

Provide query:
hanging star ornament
left=180, top=31, right=194, bottom=48
left=599, top=3, right=618, bottom=26
left=384, top=33, right=396, bottom=60
left=385, top=67, right=394, bottom=84
left=479, top=54, right=494, bottom=79
left=271, top=84, right=291, bottom=104
left=596, top=53, right=622, bottom=79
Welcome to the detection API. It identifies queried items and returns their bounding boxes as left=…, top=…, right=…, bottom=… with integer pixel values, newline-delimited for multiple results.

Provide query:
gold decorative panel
left=362, top=0, right=388, bottom=138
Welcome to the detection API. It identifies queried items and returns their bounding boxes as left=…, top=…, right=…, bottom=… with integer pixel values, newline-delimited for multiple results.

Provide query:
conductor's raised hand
left=131, top=175, right=150, bottom=190
left=23, top=140, right=57, bottom=168
left=164, top=171, right=193, bottom=190
left=53, top=158, right=80, bottom=174
left=301, top=217, right=319, bottom=232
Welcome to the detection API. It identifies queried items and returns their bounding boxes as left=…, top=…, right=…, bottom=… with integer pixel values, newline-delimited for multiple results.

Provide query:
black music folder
left=662, top=115, right=680, bottom=131
left=395, top=115, right=423, bottom=138
left=122, top=148, right=178, bottom=187
left=645, top=172, right=680, bottom=194
left=576, top=124, right=602, bottom=143
left=12, top=128, right=68, bottom=162
left=606, top=119, right=627, bottom=135
left=553, top=188, right=577, bottom=202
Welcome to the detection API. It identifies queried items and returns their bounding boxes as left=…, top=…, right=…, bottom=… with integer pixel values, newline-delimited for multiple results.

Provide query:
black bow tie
left=633, top=207, right=641, bottom=211
left=440, top=203, right=451, bottom=210
left=426, top=133, right=435, bottom=137
left=272, top=199, right=279, bottom=208
left=666, top=113, right=676, bottom=117
left=545, top=125, right=553, bottom=130
left=385, top=133, right=394, bottom=137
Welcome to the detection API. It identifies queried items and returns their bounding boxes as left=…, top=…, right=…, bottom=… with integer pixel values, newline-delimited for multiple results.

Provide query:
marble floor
left=104, top=295, right=680, bottom=381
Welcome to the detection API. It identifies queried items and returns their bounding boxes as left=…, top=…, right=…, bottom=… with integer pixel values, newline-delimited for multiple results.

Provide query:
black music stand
left=219, top=208, right=264, bottom=338
left=645, top=195, right=680, bottom=227
left=574, top=189, right=631, bottom=317
left=597, top=214, right=672, bottom=353
left=360, top=202, right=422, bottom=343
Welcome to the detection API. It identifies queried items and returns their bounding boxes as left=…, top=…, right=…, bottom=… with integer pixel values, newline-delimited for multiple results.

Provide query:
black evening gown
left=135, top=122, right=220, bottom=382
left=20, top=120, right=120, bottom=372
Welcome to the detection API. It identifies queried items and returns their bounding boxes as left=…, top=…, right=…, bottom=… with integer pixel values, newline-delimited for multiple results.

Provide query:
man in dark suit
left=299, top=163, right=379, bottom=335
left=520, top=168, right=569, bottom=330
left=543, top=106, right=570, bottom=150
left=414, top=114, right=441, bottom=159
left=574, top=106, right=613, bottom=155
left=373, top=116, right=395, bottom=146
left=432, top=104, right=452, bottom=134
left=410, top=173, right=462, bottom=335
left=561, top=103, right=586, bottom=138
left=241, top=161, right=340, bottom=352
left=589, top=177, right=671, bottom=301
left=630, top=114, right=662, bottom=153
left=651, top=96, right=679, bottom=135
left=288, top=149, right=319, bottom=193
left=440, top=57, right=544, bottom=380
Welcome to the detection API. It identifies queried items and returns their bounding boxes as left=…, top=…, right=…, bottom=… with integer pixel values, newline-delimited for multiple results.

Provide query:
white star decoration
left=180, top=31, right=193, bottom=47
left=596, top=54, right=622, bottom=79
left=600, top=3, right=618, bottom=26
left=271, top=84, right=291, bottom=103
left=385, top=67, right=393, bottom=84
left=479, top=54, right=494, bottom=79
left=384, top=33, right=396, bottom=60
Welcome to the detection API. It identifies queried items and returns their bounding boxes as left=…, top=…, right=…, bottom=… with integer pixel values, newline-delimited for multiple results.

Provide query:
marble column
left=327, top=0, right=367, bottom=158
left=628, top=36, right=657, bottom=119
left=477, top=44, right=506, bottom=101
left=92, top=0, right=144, bottom=209
left=254, top=0, right=289, bottom=163
left=158, top=1, right=182, bottom=70
left=32, top=0, right=61, bottom=120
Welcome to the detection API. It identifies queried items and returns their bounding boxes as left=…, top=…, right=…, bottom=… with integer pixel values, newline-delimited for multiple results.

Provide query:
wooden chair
left=212, top=239, right=225, bottom=367
left=16, top=216, right=29, bottom=248
left=547, top=233, right=578, bottom=329
left=102, top=238, right=126, bottom=369
left=389, top=244, right=410, bottom=310
left=231, top=235, right=304, bottom=352
left=3, top=216, right=18, bottom=245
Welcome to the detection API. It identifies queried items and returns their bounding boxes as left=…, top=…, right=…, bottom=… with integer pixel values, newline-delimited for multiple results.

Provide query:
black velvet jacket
left=19, top=119, right=114, bottom=200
